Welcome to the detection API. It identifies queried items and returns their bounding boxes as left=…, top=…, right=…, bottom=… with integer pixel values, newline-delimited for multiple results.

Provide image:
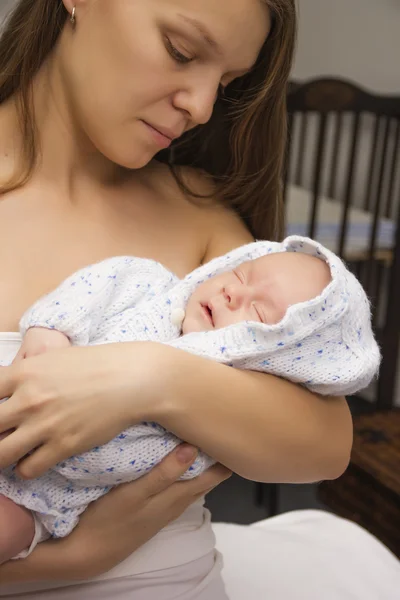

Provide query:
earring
left=70, top=6, right=76, bottom=26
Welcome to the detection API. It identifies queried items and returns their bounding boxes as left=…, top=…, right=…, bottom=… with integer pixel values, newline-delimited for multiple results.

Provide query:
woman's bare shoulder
left=173, top=166, right=254, bottom=262
left=139, top=162, right=254, bottom=261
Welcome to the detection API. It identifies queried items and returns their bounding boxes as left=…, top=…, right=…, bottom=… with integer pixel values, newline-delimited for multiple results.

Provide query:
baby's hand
left=14, top=327, right=71, bottom=362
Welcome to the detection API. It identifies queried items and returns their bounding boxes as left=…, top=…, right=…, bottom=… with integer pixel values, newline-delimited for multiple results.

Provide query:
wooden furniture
left=256, top=78, right=400, bottom=518
left=285, top=77, right=400, bottom=409
left=319, top=410, right=400, bottom=558
left=285, top=183, right=395, bottom=262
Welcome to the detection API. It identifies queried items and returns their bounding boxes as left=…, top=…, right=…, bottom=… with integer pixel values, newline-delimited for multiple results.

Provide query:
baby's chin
left=181, top=320, right=189, bottom=335
left=181, top=315, right=207, bottom=335
left=181, top=321, right=197, bottom=335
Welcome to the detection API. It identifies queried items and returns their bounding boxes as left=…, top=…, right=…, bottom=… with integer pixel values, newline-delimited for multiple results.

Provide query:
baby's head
left=182, top=251, right=332, bottom=335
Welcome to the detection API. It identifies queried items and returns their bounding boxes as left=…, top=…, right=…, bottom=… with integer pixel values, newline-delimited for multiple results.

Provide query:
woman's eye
left=165, top=37, right=193, bottom=64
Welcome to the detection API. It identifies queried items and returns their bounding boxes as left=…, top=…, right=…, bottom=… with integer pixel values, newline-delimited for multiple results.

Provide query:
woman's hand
left=13, top=327, right=72, bottom=362
left=0, top=336, right=352, bottom=485
left=0, top=343, right=166, bottom=478
left=0, top=445, right=231, bottom=584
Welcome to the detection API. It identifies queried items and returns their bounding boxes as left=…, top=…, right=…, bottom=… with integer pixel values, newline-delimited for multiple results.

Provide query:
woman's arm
left=0, top=207, right=352, bottom=484
left=150, top=344, right=352, bottom=483
left=0, top=447, right=230, bottom=584
left=147, top=203, right=352, bottom=484
left=0, top=338, right=351, bottom=484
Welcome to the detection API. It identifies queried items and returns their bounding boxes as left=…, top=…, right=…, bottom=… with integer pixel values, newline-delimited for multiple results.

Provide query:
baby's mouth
left=201, top=303, right=214, bottom=327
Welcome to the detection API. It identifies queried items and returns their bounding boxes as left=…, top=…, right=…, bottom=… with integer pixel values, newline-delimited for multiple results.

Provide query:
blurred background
left=1, top=0, right=399, bottom=560
left=294, top=0, right=399, bottom=94
left=208, top=0, right=400, bottom=563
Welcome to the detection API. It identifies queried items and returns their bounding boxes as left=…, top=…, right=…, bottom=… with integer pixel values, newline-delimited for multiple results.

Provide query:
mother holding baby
left=0, top=1, right=398, bottom=598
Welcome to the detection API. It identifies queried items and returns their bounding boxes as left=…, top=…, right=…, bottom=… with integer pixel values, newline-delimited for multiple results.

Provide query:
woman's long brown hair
left=0, top=0, right=296, bottom=241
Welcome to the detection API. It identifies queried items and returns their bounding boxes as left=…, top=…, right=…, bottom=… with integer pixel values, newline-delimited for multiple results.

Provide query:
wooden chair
left=256, top=78, right=400, bottom=517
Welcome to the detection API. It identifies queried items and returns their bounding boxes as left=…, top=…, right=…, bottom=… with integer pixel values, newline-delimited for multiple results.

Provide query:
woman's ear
left=62, top=0, right=75, bottom=15
left=62, top=0, right=89, bottom=17
left=62, top=0, right=92, bottom=27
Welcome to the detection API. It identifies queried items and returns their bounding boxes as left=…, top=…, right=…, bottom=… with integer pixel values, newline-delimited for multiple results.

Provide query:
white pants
left=2, top=511, right=399, bottom=599
left=215, top=510, right=400, bottom=600
left=0, top=552, right=228, bottom=599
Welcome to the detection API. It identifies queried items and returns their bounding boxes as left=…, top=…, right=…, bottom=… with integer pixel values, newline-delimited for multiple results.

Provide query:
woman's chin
left=98, top=142, right=155, bottom=170
left=113, top=151, right=154, bottom=170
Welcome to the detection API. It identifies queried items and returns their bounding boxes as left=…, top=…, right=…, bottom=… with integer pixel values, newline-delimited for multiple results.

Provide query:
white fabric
left=14, top=514, right=50, bottom=559
left=1, top=551, right=228, bottom=599
left=0, top=334, right=219, bottom=584
left=214, top=510, right=400, bottom=600
left=171, top=236, right=381, bottom=396
left=2, top=510, right=399, bottom=598
left=1, top=337, right=399, bottom=598
left=20, top=257, right=180, bottom=347
left=20, top=236, right=380, bottom=397
left=6, top=236, right=381, bottom=539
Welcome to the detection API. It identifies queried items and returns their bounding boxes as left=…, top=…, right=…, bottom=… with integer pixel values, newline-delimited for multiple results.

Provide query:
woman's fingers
left=0, top=426, right=43, bottom=471
left=168, top=463, right=232, bottom=504
left=14, top=444, right=53, bottom=480
left=137, top=445, right=231, bottom=504
left=190, top=462, right=232, bottom=495
left=136, top=463, right=232, bottom=535
left=0, top=399, right=19, bottom=435
left=12, top=346, right=26, bottom=364
left=0, top=365, right=16, bottom=402
left=46, top=450, right=232, bottom=578
left=140, top=444, right=199, bottom=497
left=15, top=439, right=73, bottom=480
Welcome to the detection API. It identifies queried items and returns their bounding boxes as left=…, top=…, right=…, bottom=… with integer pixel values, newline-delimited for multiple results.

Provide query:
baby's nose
left=223, top=284, right=246, bottom=309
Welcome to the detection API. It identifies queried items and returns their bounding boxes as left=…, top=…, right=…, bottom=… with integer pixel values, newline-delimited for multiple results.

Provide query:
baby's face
left=182, top=252, right=331, bottom=334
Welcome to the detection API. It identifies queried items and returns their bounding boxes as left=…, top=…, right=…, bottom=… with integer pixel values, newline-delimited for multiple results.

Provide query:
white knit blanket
left=0, top=236, right=380, bottom=538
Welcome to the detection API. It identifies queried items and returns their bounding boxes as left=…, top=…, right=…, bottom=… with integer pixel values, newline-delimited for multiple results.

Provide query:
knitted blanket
left=0, top=237, right=379, bottom=538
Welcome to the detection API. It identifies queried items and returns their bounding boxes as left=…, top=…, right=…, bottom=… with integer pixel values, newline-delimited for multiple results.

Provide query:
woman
left=0, top=0, right=371, bottom=597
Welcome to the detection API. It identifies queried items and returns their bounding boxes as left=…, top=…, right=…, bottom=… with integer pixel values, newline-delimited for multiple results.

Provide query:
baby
left=20, top=247, right=331, bottom=354
left=0, top=236, right=381, bottom=563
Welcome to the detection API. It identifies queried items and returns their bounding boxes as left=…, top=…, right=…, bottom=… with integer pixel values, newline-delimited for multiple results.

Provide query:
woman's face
left=61, top=0, right=270, bottom=168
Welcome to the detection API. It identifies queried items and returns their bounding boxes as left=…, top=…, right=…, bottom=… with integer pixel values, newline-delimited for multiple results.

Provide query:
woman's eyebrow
left=176, top=14, right=224, bottom=56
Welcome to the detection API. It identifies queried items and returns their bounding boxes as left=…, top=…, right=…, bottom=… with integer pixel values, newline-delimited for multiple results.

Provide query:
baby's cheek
left=230, top=308, right=252, bottom=326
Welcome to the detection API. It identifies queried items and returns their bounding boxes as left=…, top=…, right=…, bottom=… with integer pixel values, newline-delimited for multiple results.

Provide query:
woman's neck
left=0, top=55, right=128, bottom=195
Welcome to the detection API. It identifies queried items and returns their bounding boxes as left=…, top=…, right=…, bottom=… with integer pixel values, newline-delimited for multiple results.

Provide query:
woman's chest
left=0, top=188, right=208, bottom=331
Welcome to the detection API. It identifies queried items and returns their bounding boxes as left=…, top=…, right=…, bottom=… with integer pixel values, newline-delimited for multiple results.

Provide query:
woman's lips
left=141, top=121, right=173, bottom=148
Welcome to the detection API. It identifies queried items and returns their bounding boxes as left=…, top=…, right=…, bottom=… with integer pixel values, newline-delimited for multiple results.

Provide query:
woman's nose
left=173, top=79, right=219, bottom=126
